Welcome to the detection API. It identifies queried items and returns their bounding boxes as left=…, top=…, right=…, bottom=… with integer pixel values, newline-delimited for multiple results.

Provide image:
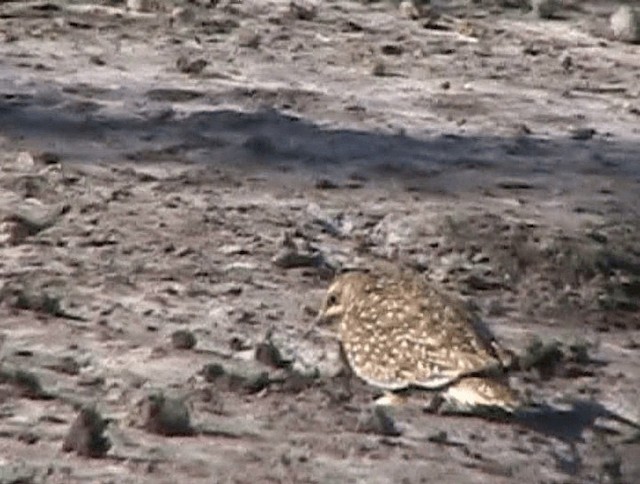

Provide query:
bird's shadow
left=512, top=399, right=640, bottom=444
left=512, top=399, right=639, bottom=475
left=428, top=398, right=639, bottom=476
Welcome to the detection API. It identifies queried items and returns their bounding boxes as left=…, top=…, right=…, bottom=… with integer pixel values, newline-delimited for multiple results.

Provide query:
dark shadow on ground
left=433, top=398, right=640, bottom=477
left=1, top=83, right=639, bottom=198
left=515, top=399, right=640, bottom=443
left=512, top=399, right=640, bottom=476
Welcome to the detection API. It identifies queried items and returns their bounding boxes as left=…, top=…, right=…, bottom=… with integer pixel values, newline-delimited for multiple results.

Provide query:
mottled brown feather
left=318, top=271, right=518, bottom=407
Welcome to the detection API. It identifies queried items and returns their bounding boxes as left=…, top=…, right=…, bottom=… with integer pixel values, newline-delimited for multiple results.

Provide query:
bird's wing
left=340, top=274, right=509, bottom=391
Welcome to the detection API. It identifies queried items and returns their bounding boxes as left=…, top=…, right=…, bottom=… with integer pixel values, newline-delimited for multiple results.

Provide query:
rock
left=380, top=44, right=403, bottom=56
left=17, top=430, right=39, bottom=445
left=278, top=369, right=317, bottom=393
left=127, top=0, right=155, bottom=13
left=134, top=391, right=194, bottom=436
left=201, top=362, right=270, bottom=394
left=1, top=203, right=70, bottom=245
left=50, top=356, right=81, bottom=376
left=280, top=446, right=312, bottom=466
left=234, top=309, right=258, bottom=326
left=1, top=368, right=52, bottom=399
left=171, top=329, right=197, bottom=350
left=62, top=406, right=111, bottom=458
left=170, top=7, right=195, bottom=25
left=272, top=249, right=323, bottom=269
left=176, top=56, right=208, bottom=75
left=517, top=338, right=564, bottom=379
left=229, top=335, right=251, bottom=352
left=33, top=151, right=61, bottom=165
left=530, top=0, right=559, bottom=19
left=89, top=55, right=106, bottom=66
left=219, top=244, right=249, bottom=255
left=426, top=430, right=449, bottom=444
left=289, top=1, right=318, bottom=21
left=2, top=284, right=81, bottom=320
left=461, top=272, right=503, bottom=291
left=371, top=60, right=387, bottom=77
left=254, top=340, right=289, bottom=369
left=15, top=151, right=35, bottom=170
left=610, top=6, right=640, bottom=44
left=220, top=365, right=269, bottom=394
left=356, top=405, right=402, bottom=437
left=314, top=178, right=339, bottom=190
left=237, top=29, right=261, bottom=48
left=0, top=462, right=38, bottom=484
left=77, top=374, right=106, bottom=388
left=272, top=232, right=327, bottom=269
left=201, top=363, right=226, bottom=382
left=399, top=0, right=433, bottom=20
left=569, top=127, right=596, bottom=140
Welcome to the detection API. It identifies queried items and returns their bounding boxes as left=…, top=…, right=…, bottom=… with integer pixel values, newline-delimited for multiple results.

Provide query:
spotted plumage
left=317, top=270, right=521, bottom=412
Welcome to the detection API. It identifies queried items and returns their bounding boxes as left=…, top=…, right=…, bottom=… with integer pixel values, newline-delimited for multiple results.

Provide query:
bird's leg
left=422, top=393, right=446, bottom=414
left=335, top=366, right=353, bottom=401
left=333, top=344, right=355, bottom=401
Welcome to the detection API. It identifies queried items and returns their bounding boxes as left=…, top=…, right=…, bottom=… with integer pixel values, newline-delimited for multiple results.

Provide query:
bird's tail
left=439, top=377, right=523, bottom=416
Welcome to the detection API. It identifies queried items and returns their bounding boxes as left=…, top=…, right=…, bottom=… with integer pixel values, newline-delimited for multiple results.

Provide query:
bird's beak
left=302, top=308, right=334, bottom=339
left=302, top=311, right=324, bottom=339
left=314, top=310, right=328, bottom=327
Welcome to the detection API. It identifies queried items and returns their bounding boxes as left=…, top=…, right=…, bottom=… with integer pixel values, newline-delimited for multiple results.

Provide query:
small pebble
left=176, top=56, right=207, bottom=75
left=237, top=29, right=261, bottom=48
left=62, top=406, right=111, bottom=458
left=289, top=1, right=318, bottom=21
left=371, top=61, right=387, bottom=77
left=356, top=405, right=402, bottom=436
left=254, top=340, right=288, bottom=368
left=136, top=392, right=194, bottom=437
left=170, top=7, right=195, bottom=24
left=531, top=0, right=559, bottom=19
left=314, top=178, right=339, bottom=190
left=127, top=0, right=155, bottom=13
left=201, top=362, right=270, bottom=394
left=610, top=6, right=640, bottom=43
left=569, top=127, right=596, bottom=140
left=171, top=329, right=197, bottom=350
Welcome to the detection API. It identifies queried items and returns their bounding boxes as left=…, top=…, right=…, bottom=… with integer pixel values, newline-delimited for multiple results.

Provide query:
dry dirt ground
left=0, top=0, right=639, bottom=483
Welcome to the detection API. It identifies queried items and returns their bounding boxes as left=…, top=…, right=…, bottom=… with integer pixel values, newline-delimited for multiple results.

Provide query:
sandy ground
left=0, top=0, right=639, bottom=482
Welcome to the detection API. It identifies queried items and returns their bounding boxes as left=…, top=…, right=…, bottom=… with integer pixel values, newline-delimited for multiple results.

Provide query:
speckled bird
left=316, top=270, right=521, bottom=413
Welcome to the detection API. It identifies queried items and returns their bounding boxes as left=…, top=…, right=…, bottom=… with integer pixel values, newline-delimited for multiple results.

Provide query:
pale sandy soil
left=0, top=1, right=639, bottom=483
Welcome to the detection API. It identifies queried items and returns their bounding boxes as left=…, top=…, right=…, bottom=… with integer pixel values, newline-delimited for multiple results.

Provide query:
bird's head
left=315, top=271, right=370, bottom=327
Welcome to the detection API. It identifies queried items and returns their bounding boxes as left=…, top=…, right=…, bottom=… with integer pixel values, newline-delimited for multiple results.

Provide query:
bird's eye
left=326, top=294, right=338, bottom=307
